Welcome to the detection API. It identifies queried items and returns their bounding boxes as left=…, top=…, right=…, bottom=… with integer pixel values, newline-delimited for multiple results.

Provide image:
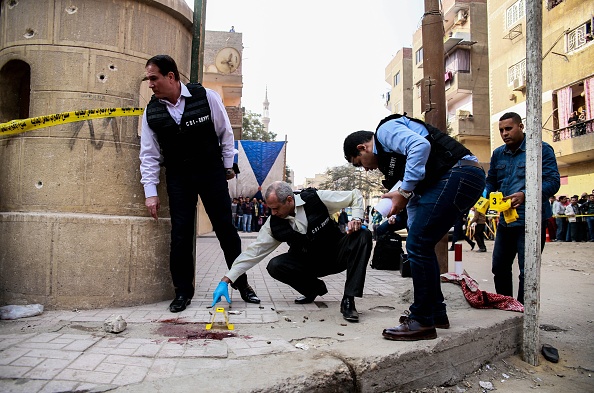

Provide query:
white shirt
left=226, top=189, right=365, bottom=282
left=139, top=83, right=235, bottom=198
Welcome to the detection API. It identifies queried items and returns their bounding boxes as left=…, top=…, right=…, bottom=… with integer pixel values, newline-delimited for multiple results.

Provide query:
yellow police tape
left=0, top=107, right=145, bottom=137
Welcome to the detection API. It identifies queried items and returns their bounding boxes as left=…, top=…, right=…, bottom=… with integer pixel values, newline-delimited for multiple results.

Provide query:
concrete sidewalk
left=0, top=233, right=524, bottom=392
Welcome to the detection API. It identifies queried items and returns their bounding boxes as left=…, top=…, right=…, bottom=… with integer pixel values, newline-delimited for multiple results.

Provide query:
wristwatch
left=397, top=187, right=413, bottom=199
left=225, top=168, right=234, bottom=176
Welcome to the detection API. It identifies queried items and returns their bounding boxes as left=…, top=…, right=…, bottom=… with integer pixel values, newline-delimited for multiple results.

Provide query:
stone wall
left=0, top=0, right=194, bottom=309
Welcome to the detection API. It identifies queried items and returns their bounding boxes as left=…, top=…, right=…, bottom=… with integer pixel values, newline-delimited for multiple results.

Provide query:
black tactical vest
left=269, top=188, right=344, bottom=256
left=374, top=114, right=471, bottom=194
left=146, top=83, right=222, bottom=169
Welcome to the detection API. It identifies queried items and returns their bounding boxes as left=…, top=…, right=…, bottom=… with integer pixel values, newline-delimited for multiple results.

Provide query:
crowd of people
left=231, top=196, right=269, bottom=233
left=550, top=192, right=594, bottom=242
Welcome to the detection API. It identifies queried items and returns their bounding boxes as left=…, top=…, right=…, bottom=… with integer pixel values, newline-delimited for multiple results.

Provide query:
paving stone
left=112, top=364, right=149, bottom=385
left=0, top=347, right=30, bottom=365
left=22, top=349, right=81, bottom=361
left=24, top=358, right=73, bottom=379
left=55, top=368, right=117, bottom=384
left=144, top=359, right=177, bottom=381
left=67, top=353, right=107, bottom=371
left=0, top=378, right=47, bottom=393
left=10, top=356, right=44, bottom=368
left=38, top=380, right=79, bottom=393
left=0, top=365, right=31, bottom=378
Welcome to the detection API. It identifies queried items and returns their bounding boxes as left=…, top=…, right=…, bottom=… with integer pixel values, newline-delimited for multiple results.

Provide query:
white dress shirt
left=226, top=189, right=365, bottom=282
left=139, top=83, right=235, bottom=198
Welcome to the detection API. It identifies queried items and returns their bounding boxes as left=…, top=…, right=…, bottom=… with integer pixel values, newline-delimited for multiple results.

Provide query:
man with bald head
left=212, top=181, right=372, bottom=322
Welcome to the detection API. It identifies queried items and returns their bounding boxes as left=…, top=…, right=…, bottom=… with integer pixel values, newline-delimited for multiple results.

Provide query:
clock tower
left=262, top=87, right=270, bottom=134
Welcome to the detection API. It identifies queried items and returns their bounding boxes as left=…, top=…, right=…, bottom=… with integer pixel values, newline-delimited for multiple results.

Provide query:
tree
left=241, top=110, right=277, bottom=141
left=319, top=164, right=385, bottom=203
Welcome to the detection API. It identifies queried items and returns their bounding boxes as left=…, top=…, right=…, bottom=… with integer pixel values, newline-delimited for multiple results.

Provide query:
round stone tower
left=0, top=0, right=194, bottom=309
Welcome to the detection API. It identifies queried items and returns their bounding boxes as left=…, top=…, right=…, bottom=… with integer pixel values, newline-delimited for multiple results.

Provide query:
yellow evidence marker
left=206, top=307, right=234, bottom=330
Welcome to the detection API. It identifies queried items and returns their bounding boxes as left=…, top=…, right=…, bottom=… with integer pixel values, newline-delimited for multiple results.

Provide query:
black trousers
left=166, top=165, right=248, bottom=298
left=473, top=223, right=486, bottom=250
left=266, top=229, right=372, bottom=298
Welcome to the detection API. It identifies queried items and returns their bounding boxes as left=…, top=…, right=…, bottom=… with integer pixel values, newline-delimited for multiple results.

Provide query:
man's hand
left=382, top=191, right=408, bottom=216
left=504, top=192, right=525, bottom=209
left=346, top=218, right=363, bottom=233
left=212, top=281, right=231, bottom=307
left=145, top=196, right=160, bottom=221
left=225, top=168, right=235, bottom=181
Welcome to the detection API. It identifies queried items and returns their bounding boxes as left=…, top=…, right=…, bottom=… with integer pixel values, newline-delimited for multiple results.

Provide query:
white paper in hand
left=374, top=181, right=402, bottom=217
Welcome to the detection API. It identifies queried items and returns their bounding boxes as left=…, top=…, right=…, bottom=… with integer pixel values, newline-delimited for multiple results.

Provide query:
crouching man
left=212, top=181, right=372, bottom=322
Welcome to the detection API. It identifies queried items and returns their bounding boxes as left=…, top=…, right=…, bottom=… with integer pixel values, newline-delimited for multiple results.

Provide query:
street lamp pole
left=190, top=0, right=206, bottom=83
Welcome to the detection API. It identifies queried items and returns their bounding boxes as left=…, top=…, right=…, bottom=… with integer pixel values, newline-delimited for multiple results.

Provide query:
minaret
left=262, top=87, right=270, bottom=134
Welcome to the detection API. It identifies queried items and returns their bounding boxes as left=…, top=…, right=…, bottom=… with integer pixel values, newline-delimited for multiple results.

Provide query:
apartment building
left=384, top=48, right=413, bottom=116
left=386, top=0, right=491, bottom=164
left=488, top=0, right=594, bottom=196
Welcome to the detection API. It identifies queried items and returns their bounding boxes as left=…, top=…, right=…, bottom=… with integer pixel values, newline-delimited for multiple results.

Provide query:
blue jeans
left=491, top=223, right=546, bottom=304
left=587, top=216, right=594, bottom=241
left=555, top=217, right=566, bottom=241
left=405, top=165, right=485, bottom=326
left=243, top=214, right=252, bottom=232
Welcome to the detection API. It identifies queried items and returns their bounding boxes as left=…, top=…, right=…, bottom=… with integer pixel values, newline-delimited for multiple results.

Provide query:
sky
left=185, top=0, right=425, bottom=185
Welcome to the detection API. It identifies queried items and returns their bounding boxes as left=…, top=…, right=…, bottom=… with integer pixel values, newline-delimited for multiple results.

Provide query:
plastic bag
left=0, top=304, right=44, bottom=320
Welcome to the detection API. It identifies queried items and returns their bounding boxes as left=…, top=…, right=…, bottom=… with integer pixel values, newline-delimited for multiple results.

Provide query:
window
left=505, top=0, right=525, bottom=29
left=394, top=71, right=400, bottom=86
left=0, top=60, right=31, bottom=123
left=415, top=48, right=423, bottom=65
left=507, top=59, right=526, bottom=85
left=445, top=49, right=471, bottom=74
left=567, top=20, right=593, bottom=52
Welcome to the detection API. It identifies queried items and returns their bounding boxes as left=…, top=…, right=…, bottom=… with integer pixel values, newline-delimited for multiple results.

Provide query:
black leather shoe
left=448, top=246, right=455, bottom=251
left=470, top=241, right=476, bottom=250
left=169, top=295, right=191, bottom=313
left=542, top=344, right=559, bottom=363
left=399, top=310, right=449, bottom=329
left=340, top=297, right=359, bottom=322
left=434, top=314, right=450, bottom=329
left=383, top=317, right=437, bottom=341
left=294, top=294, right=318, bottom=304
left=476, top=248, right=487, bottom=252
left=238, top=285, right=260, bottom=304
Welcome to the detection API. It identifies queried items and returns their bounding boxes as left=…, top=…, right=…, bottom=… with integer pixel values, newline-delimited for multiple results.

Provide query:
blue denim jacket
left=485, top=136, right=560, bottom=227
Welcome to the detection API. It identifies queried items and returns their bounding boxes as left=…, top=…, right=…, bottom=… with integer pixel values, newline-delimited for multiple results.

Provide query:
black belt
left=453, top=159, right=483, bottom=169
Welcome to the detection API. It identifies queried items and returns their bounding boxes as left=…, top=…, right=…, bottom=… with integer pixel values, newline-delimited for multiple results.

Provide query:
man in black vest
left=343, top=114, right=485, bottom=340
left=139, top=55, right=259, bottom=313
left=211, top=181, right=372, bottom=322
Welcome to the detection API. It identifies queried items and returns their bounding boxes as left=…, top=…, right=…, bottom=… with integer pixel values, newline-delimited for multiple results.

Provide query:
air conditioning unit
left=456, top=109, right=471, bottom=119
left=454, top=9, right=468, bottom=25
left=513, top=76, right=526, bottom=90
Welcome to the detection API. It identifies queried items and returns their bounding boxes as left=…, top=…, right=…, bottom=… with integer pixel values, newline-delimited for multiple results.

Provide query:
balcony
left=553, top=119, right=594, bottom=142
left=445, top=71, right=473, bottom=96
left=551, top=119, right=594, bottom=165
left=448, top=113, right=490, bottom=138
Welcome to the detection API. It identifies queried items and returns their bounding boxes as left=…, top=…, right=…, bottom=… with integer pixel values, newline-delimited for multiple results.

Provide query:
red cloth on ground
left=440, top=272, right=524, bottom=313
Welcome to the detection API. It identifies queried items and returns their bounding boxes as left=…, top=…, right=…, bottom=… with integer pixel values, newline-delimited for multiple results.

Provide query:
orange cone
left=545, top=227, right=551, bottom=242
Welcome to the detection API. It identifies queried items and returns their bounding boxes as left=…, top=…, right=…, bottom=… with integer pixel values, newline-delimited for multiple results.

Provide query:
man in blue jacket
left=485, top=112, right=560, bottom=304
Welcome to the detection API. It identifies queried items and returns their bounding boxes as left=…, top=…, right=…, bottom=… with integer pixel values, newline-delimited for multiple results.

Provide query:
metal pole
left=422, top=0, right=446, bottom=132
left=523, top=0, right=543, bottom=366
left=190, top=0, right=206, bottom=83
left=422, top=0, right=448, bottom=273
